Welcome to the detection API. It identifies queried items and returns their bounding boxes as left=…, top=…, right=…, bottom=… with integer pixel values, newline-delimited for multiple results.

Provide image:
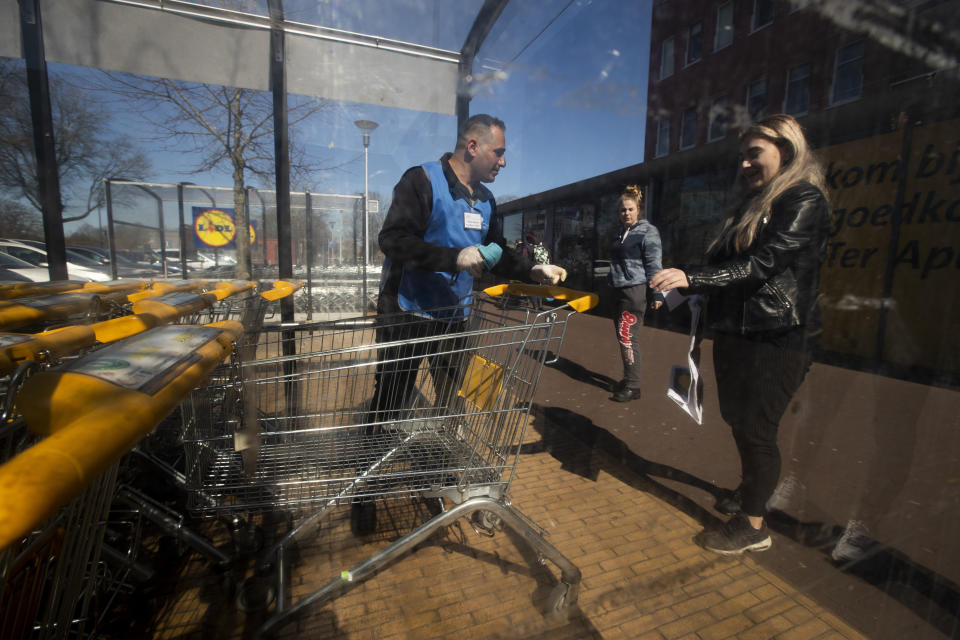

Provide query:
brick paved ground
left=107, top=307, right=960, bottom=639
left=128, top=407, right=864, bottom=640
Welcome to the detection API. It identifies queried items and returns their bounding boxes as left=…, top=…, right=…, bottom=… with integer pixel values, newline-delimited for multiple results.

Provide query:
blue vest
left=396, top=161, right=492, bottom=318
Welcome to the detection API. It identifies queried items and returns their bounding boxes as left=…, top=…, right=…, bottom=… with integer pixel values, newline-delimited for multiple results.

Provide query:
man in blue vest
left=371, top=114, right=567, bottom=421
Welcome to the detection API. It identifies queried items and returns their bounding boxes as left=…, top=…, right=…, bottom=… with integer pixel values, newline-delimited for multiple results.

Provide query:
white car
left=0, top=239, right=111, bottom=282
left=0, top=252, right=51, bottom=282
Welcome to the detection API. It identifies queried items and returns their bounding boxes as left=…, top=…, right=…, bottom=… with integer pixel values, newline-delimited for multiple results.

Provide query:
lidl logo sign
left=194, top=208, right=236, bottom=247
left=192, top=207, right=256, bottom=249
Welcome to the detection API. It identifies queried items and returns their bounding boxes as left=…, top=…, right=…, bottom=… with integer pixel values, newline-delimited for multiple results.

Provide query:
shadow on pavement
left=542, top=354, right=617, bottom=393
left=523, top=404, right=724, bottom=526
left=527, top=401, right=960, bottom=640
left=766, top=510, right=960, bottom=639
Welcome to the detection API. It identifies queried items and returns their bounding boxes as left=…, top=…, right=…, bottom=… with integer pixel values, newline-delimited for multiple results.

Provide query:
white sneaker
left=831, top=519, right=875, bottom=563
left=765, top=473, right=805, bottom=512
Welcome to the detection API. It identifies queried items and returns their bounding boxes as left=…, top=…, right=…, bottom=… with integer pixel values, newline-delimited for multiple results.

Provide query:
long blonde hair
left=709, top=114, right=825, bottom=254
left=620, top=185, right=645, bottom=220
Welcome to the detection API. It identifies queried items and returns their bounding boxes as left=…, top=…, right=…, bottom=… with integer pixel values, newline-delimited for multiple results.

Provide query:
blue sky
left=46, top=0, right=652, bottom=233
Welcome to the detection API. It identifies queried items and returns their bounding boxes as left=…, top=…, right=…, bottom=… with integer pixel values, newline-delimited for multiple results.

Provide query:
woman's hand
left=650, top=268, right=689, bottom=293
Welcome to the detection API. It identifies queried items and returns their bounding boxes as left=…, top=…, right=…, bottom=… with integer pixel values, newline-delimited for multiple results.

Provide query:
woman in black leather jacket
left=650, top=114, right=830, bottom=555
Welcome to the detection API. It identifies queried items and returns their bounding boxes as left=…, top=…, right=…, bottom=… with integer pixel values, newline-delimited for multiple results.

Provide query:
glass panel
left=708, top=96, right=727, bottom=141
left=661, top=36, right=675, bottom=79
left=0, top=58, right=46, bottom=253
left=502, top=212, right=523, bottom=246
left=188, top=0, right=487, bottom=50
left=680, top=106, right=697, bottom=149
left=3, top=3, right=960, bottom=640
left=747, top=78, right=767, bottom=120
left=686, top=22, right=702, bottom=65
left=656, top=117, right=671, bottom=157
left=752, top=0, right=775, bottom=30
left=785, top=63, right=811, bottom=115
left=833, top=41, right=865, bottom=104
left=715, top=2, right=734, bottom=50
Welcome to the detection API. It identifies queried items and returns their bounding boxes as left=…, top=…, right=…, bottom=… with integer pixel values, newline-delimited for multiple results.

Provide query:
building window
left=715, top=2, right=734, bottom=50
left=680, top=107, right=697, bottom=149
left=655, top=117, right=671, bottom=157
left=660, top=37, right=675, bottom=80
left=747, top=79, right=767, bottom=120
left=751, top=0, right=774, bottom=32
left=686, top=23, right=703, bottom=66
left=832, top=41, right=864, bottom=104
left=784, top=63, right=811, bottom=115
left=708, top=97, right=727, bottom=142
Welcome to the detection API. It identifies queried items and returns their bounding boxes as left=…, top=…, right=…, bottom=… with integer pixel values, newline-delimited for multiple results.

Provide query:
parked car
left=0, top=239, right=110, bottom=282
left=68, top=246, right=157, bottom=278
left=65, top=248, right=114, bottom=276
left=0, top=252, right=51, bottom=282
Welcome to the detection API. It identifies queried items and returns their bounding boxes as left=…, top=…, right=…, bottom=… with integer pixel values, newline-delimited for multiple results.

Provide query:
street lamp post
left=355, top=119, right=378, bottom=313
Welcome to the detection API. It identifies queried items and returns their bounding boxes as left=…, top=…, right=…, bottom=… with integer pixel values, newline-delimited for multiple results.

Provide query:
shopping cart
left=126, top=280, right=301, bottom=555
left=186, top=280, right=299, bottom=331
left=1, top=320, right=243, bottom=638
left=180, top=283, right=597, bottom=637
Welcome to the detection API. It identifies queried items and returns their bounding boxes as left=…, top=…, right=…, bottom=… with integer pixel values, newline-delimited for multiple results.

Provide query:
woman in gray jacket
left=608, top=185, right=663, bottom=402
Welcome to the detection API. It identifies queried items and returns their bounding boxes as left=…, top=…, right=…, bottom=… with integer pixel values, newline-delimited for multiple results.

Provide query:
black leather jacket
left=685, top=182, right=830, bottom=337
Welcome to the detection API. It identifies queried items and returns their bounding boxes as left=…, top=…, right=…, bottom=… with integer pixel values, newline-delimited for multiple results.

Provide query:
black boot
left=611, top=387, right=641, bottom=402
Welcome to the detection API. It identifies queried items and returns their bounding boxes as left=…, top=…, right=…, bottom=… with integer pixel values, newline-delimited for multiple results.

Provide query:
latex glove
left=476, top=243, right=503, bottom=270
left=530, top=264, right=567, bottom=286
left=456, top=246, right=485, bottom=277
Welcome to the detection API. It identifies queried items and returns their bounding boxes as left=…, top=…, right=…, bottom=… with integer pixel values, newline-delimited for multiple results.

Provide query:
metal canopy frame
left=8, top=0, right=510, bottom=285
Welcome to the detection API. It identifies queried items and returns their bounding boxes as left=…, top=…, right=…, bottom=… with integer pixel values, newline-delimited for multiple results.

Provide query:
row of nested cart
left=0, top=276, right=594, bottom=638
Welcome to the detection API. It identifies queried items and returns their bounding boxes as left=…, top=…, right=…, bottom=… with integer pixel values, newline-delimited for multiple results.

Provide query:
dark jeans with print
left=613, top=284, right=647, bottom=388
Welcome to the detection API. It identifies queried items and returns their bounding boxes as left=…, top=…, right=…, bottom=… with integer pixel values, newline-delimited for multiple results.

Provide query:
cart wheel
left=350, top=501, right=377, bottom=536
left=231, top=524, right=264, bottom=555
left=546, top=583, right=573, bottom=612
left=236, top=574, right=276, bottom=612
left=470, top=510, right=501, bottom=536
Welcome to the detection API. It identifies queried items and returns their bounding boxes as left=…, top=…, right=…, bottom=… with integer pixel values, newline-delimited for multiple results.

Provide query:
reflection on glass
left=785, top=63, right=811, bottom=116
left=832, top=40, right=865, bottom=105
left=2, top=0, right=959, bottom=638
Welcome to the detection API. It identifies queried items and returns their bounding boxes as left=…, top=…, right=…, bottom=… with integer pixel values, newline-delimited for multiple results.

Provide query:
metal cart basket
left=181, top=284, right=596, bottom=637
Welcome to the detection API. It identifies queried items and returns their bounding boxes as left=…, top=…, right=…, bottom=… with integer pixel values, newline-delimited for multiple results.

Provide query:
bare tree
left=101, top=72, right=333, bottom=279
left=0, top=197, right=42, bottom=239
left=65, top=223, right=104, bottom=247
left=0, top=59, right=150, bottom=225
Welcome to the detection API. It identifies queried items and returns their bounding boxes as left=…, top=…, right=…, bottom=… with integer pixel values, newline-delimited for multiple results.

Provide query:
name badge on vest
left=463, top=210, right=483, bottom=230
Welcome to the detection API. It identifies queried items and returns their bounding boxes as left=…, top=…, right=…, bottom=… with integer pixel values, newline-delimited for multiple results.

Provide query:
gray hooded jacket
left=608, top=219, right=663, bottom=288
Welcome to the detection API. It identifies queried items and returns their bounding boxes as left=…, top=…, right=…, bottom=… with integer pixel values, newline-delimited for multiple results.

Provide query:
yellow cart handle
left=130, top=291, right=219, bottom=320
left=126, top=279, right=210, bottom=303
left=0, top=290, right=224, bottom=373
left=80, top=280, right=151, bottom=295
left=0, top=326, right=97, bottom=376
left=89, top=313, right=161, bottom=345
left=0, top=280, right=86, bottom=300
left=0, top=292, right=123, bottom=332
left=212, top=280, right=258, bottom=301
left=482, top=283, right=599, bottom=313
left=260, top=280, right=300, bottom=301
left=0, top=321, right=243, bottom=551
